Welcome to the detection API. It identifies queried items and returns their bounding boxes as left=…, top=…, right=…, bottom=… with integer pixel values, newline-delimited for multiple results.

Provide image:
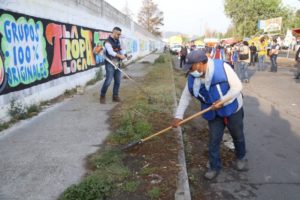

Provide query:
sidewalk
left=0, top=54, right=159, bottom=200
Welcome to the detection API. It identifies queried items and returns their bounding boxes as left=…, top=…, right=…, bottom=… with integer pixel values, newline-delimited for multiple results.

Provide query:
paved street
left=213, top=64, right=300, bottom=200
left=173, top=56, right=300, bottom=199
left=0, top=54, right=159, bottom=200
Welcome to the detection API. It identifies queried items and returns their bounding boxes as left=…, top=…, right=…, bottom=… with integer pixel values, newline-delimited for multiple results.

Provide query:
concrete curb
left=169, top=55, right=191, bottom=200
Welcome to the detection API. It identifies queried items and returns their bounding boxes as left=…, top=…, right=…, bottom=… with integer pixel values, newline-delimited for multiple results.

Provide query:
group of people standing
left=207, top=36, right=281, bottom=83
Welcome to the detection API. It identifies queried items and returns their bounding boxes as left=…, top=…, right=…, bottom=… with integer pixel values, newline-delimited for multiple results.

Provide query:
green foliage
left=27, top=104, right=41, bottom=117
left=90, top=149, right=123, bottom=169
left=155, top=54, right=165, bottom=63
left=139, top=167, right=158, bottom=176
left=8, top=99, right=27, bottom=120
left=0, top=121, right=9, bottom=131
left=109, top=108, right=152, bottom=144
left=61, top=149, right=130, bottom=200
left=64, top=88, right=76, bottom=96
left=147, top=187, right=161, bottom=199
left=224, top=0, right=296, bottom=37
left=122, top=180, right=140, bottom=192
left=59, top=176, right=113, bottom=200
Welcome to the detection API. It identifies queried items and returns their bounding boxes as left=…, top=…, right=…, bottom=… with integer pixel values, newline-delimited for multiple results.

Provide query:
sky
left=106, top=0, right=300, bottom=37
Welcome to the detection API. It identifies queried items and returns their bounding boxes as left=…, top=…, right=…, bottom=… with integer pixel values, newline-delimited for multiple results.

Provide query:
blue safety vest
left=187, top=59, right=238, bottom=120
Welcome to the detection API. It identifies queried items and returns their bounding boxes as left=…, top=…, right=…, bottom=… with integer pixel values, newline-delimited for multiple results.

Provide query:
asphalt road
left=173, top=55, right=300, bottom=200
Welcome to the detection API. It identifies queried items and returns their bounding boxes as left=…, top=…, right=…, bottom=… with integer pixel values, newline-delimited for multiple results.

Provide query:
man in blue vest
left=172, top=50, right=247, bottom=180
left=100, top=27, right=127, bottom=104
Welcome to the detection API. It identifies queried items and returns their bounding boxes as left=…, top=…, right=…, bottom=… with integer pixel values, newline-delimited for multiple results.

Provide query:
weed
left=90, top=149, right=123, bottom=169
left=147, top=186, right=161, bottom=199
left=122, top=180, right=140, bottom=192
left=139, top=167, right=158, bottom=176
left=0, top=121, right=9, bottom=131
left=90, top=149, right=130, bottom=181
left=59, top=176, right=113, bottom=200
left=64, top=88, right=76, bottom=96
left=26, top=104, right=41, bottom=117
left=8, top=99, right=27, bottom=120
left=155, top=54, right=165, bottom=63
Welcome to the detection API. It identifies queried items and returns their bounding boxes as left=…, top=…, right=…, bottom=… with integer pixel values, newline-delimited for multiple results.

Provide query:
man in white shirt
left=172, top=50, right=247, bottom=180
left=100, top=27, right=127, bottom=104
left=269, top=38, right=280, bottom=72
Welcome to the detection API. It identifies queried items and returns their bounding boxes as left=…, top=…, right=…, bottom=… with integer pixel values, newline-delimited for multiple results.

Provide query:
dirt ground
left=106, top=56, right=180, bottom=200
left=172, top=60, right=237, bottom=200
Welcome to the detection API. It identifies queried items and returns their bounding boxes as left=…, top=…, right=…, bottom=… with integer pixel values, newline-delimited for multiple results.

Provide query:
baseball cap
left=183, top=49, right=208, bottom=71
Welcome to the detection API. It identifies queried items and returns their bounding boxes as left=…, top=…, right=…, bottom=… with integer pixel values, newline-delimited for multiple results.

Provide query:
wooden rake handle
left=141, top=97, right=232, bottom=143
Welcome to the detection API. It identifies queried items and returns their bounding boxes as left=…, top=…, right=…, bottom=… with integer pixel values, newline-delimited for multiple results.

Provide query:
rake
left=122, top=97, right=232, bottom=150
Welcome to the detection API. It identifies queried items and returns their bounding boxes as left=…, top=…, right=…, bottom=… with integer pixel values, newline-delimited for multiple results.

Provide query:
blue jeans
left=208, top=108, right=246, bottom=171
left=237, top=61, right=249, bottom=81
left=100, top=62, right=121, bottom=97
left=270, top=54, right=278, bottom=72
left=250, top=53, right=256, bottom=66
left=257, top=55, right=265, bottom=71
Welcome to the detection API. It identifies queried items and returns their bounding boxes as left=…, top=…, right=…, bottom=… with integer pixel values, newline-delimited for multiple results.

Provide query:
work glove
left=172, top=118, right=182, bottom=128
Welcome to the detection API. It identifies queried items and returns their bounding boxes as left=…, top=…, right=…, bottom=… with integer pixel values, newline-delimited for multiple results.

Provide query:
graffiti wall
left=0, top=9, right=152, bottom=96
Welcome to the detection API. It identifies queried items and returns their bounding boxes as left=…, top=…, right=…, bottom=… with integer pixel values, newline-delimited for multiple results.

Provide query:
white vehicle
left=170, top=44, right=182, bottom=54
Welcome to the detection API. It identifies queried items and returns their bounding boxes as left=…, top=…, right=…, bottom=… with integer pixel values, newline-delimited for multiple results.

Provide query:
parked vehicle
left=170, top=44, right=181, bottom=55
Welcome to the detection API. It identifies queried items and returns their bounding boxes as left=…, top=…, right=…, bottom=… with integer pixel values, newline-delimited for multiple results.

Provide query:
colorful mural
left=0, top=9, right=157, bottom=95
left=0, top=9, right=110, bottom=95
left=0, top=14, right=48, bottom=89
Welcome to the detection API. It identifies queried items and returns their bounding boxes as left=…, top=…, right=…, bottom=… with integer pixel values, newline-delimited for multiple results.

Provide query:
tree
left=224, top=0, right=294, bottom=37
left=137, top=0, right=164, bottom=36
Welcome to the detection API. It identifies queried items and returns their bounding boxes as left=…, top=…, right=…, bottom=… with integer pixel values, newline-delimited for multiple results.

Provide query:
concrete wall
left=0, top=0, right=163, bottom=121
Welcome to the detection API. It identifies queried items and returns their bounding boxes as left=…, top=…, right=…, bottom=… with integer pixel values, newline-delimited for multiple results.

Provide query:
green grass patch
left=155, top=54, right=166, bottom=63
left=139, top=167, right=159, bottom=176
left=122, top=180, right=140, bottom=192
left=64, top=88, right=77, bottom=96
left=8, top=99, right=28, bottom=120
left=108, top=107, right=153, bottom=145
left=0, top=121, right=9, bottom=131
left=59, top=176, right=113, bottom=200
left=60, top=53, right=176, bottom=199
left=147, top=186, right=161, bottom=199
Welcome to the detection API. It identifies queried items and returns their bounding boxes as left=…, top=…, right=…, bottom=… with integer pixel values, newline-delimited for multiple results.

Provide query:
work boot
left=236, top=158, right=247, bottom=171
left=99, top=96, right=106, bottom=104
left=204, top=169, right=218, bottom=180
left=112, top=96, right=121, bottom=102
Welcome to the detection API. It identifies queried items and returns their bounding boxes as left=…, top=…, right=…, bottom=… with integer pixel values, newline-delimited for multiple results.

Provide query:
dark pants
left=180, top=55, right=186, bottom=68
left=250, top=53, right=256, bottom=66
left=295, top=62, right=300, bottom=79
left=270, top=54, right=278, bottom=72
left=100, top=62, right=121, bottom=97
left=208, top=108, right=246, bottom=171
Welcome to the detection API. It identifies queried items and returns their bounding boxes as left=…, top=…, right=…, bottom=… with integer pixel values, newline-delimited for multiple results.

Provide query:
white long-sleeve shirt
left=175, top=60, right=243, bottom=119
left=104, top=40, right=126, bottom=58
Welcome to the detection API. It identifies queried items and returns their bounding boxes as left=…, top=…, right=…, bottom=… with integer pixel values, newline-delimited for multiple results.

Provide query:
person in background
left=294, top=46, right=300, bottom=79
left=257, top=37, right=267, bottom=71
left=231, top=44, right=239, bottom=70
left=172, top=50, right=247, bottom=180
left=180, top=43, right=188, bottom=68
left=269, top=38, right=280, bottom=72
left=211, top=43, right=225, bottom=60
left=237, top=41, right=251, bottom=83
left=249, top=42, right=257, bottom=66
